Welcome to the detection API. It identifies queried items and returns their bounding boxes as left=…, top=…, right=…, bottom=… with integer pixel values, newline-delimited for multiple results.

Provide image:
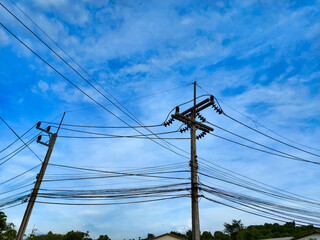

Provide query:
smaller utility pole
left=16, top=113, right=65, bottom=240
left=166, top=82, right=215, bottom=240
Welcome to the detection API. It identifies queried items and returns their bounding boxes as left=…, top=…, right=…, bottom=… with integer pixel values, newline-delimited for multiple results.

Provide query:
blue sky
left=0, top=0, right=319, bottom=239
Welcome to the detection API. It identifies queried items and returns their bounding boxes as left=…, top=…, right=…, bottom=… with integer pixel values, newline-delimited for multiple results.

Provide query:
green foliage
left=0, top=211, right=17, bottom=240
left=26, top=230, right=95, bottom=240
left=212, top=231, right=230, bottom=240
left=142, top=233, right=155, bottom=240
left=1, top=213, right=318, bottom=240
left=185, top=230, right=192, bottom=240
left=96, top=235, right=111, bottom=240
left=170, top=230, right=229, bottom=240
left=223, top=220, right=244, bottom=240
left=63, top=231, right=91, bottom=240
left=201, top=231, right=214, bottom=240
left=28, top=228, right=38, bottom=239
left=225, top=220, right=320, bottom=240
left=26, top=231, right=64, bottom=240
left=0, top=212, right=6, bottom=233
left=170, top=231, right=186, bottom=238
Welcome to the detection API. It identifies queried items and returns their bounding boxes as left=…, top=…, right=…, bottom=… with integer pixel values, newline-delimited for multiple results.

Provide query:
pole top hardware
left=36, top=122, right=54, bottom=135
left=172, top=113, right=213, bottom=133
left=36, top=135, right=49, bottom=147
left=181, top=96, right=212, bottom=116
left=163, top=117, right=175, bottom=127
left=171, top=95, right=215, bottom=140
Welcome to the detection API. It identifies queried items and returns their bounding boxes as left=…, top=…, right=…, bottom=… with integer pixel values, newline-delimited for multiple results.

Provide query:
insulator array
left=179, top=126, right=189, bottom=133
left=163, top=117, right=175, bottom=127
left=196, top=113, right=206, bottom=122
left=196, top=131, right=207, bottom=140
left=212, top=102, right=223, bottom=114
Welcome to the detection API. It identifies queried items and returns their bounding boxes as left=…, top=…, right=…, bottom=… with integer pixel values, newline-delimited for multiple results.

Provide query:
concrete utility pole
left=170, top=82, right=214, bottom=240
left=16, top=113, right=64, bottom=240
left=190, top=81, right=200, bottom=240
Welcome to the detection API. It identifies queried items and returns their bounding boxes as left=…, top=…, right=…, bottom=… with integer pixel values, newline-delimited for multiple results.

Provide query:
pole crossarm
left=171, top=113, right=213, bottom=133
left=180, top=96, right=212, bottom=115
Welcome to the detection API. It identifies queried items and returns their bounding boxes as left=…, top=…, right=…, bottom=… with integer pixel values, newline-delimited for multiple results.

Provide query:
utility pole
left=166, top=82, right=215, bottom=240
left=190, top=81, right=200, bottom=240
left=16, top=113, right=65, bottom=240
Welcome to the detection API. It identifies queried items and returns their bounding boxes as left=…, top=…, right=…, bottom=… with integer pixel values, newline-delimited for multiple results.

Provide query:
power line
left=0, top=135, right=40, bottom=166
left=201, top=185, right=320, bottom=220
left=46, top=163, right=189, bottom=181
left=34, top=182, right=190, bottom=205
left=50, top=124, right=189, bottom=139
left=224, top=113, right=320, bottom=158
left=0, top=201, right=25, bottom=210
left=40, top=94, right=210, bottom=130
left=41, top=121, right=164, bottom=129
left=0, top=116, right=42, bottom=162
left=48, top=161, right=188, bottom=173
left=202, top=195, right=319, bottom=227
left=197, top=167, right=320, bottom=207
left=0, top=3, right=190, bottom=159
left=202, top=195, right=293, bottom=224
left=65, top=84, right=194, bottom=113
left=206, top=121, right=315, bottom=163
left=35, top=195, right=188, bottom=206
left=1, top=2, right=318, bottom=225
left=0, top=183, right=34, bottom=196
left=0, top=123, right=36, bottom=154
left=201, top=187, right=320, bottom=225
left=0, top=20, right=189, bottom=160
left=5, top=0, right=194, bottom=128
left=202, top=194, right=319, bottom=225
left=197, top=158, right=320, bottom=204
left=196, top=82, right=320, bottom=152
left=208, top=133, right=320, bottom=165
left=59, top=136, right=190, bottom=140
left=52, top=126, right=183, bottom=137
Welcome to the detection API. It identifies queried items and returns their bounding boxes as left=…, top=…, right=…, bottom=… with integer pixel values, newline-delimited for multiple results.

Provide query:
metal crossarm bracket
left=172, top=113, right=213, bottom=132
left=180, top=96, right=214, bottom=116
left=36, top=122, right=53, bottom=135
left=36, top=135, right=49, bottom=147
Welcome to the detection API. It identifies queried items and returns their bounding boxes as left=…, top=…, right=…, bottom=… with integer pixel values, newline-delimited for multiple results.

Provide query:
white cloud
left=38, top=80, right=49, bottom=92
left=0, top=28, right=9, bottom=46
left=0, top=0, right=319, bottom=239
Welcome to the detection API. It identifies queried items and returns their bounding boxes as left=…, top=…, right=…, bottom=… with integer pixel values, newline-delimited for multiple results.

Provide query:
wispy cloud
left=0, top=0, right=319, bottom=239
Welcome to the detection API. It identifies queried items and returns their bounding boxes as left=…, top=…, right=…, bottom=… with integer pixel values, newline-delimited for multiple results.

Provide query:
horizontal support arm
left=180, top=98, right=211, bottom=116
left=172, top=113, right=214, bottom=133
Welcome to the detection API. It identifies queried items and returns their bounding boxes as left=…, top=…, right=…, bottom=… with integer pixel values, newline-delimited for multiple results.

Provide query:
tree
left=185, top=230, right=192, bottom=240
left=26, top=231, right=64, bottom=240
left=28, top=228, right=38, bottom=239
left=143, top=233, right=154, bottom=240
left=0, top=211, right=17, bottom=240
left=97, top=235, right=111, bottom=240
left=170, top=231, right=186, bottom=238
left=201, top=231, right=214, bottom=240
left=213, top=231, right=230, bottom=240
left=223, top=220, right=244, bottom=240
left=63, top=231, right=91, bottom=240
left=0, top=212, right=6, bottom=233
